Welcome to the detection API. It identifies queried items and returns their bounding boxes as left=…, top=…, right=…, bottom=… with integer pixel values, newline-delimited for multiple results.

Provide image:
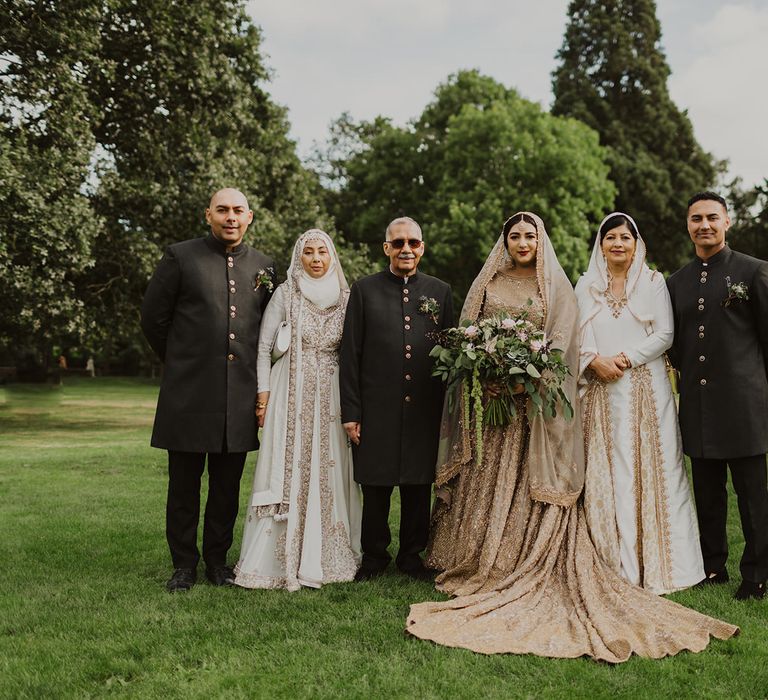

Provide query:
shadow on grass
left=0, top=411, right=142, bottom=434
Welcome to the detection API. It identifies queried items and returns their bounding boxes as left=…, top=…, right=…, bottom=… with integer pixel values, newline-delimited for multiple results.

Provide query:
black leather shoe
left=695, top=570, right=729, bottom=587
left=734, top=580, right=766, bottom=601
left=166, top=567, right=196, bottom=592
left=399, top=564, right=438, bottom=582
left=354, top=567, right=385, bottom=582
left=206, top=565, right=236, bottom=586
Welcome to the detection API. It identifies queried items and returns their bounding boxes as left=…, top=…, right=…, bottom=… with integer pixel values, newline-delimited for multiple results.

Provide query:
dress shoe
left=734, top=580, right=766, bottom=601
left=205, top=565, right=235, bottom=586
left=354, top=567, right=386, bottom=582
left=399, top=563, right=438, bottom=582
left=166, top=567, right=196, bottom=593
left=695, top=570, right=729, bottom=587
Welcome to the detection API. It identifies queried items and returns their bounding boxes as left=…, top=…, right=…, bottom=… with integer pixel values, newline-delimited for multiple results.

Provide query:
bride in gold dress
left=406, top=212, right=737, bottom=663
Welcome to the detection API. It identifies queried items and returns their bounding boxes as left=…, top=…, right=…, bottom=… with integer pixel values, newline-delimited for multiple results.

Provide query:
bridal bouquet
left=430, top=307, right=573, bottom=462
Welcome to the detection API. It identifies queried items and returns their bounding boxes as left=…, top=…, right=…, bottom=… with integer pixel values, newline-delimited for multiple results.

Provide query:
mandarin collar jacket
left=667, top=245, right=768, bottom=459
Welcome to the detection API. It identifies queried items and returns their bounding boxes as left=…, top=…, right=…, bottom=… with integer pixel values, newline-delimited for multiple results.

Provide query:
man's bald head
left=205, top=188, right=254, bottom=250
left=209, top=188, right=249, bottom=211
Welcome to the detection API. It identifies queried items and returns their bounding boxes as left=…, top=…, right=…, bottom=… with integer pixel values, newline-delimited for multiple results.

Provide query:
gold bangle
left=256, top=401, right=268, bottom=409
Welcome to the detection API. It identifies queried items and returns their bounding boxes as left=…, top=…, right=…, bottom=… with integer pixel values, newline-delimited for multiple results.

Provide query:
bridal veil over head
left=435, top=212, right=584, bottom=506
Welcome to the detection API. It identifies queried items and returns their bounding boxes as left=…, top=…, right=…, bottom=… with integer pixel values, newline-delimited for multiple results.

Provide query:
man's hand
left=343, top=421, right=361, bottom=445
left=589, top=355, right=625, bottom=382
left=255, top=391, right=270, bottom=428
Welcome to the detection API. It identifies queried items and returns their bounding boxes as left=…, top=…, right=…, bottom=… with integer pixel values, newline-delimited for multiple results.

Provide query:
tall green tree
left=1, top=0, right=372, bottom=372
left=83, top=0, right=370, bottom=367
left=320, top=70, right=615, bottom=302
left=552, top=0, right=716, bottom=272
left=0, top=0, right=102, bottom=374
left=727, top=178, right=768, bottom=261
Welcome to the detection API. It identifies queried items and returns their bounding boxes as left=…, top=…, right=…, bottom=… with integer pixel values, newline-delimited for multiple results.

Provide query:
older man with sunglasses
left=340, top=217, right=454, bottom=581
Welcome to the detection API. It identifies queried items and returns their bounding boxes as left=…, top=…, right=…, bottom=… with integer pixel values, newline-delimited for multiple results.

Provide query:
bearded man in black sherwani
left=141, top=188, right=274, bottom=592
left=667, top=191, right=768, bottom=600
left=340, top=217, right=454, bottom=581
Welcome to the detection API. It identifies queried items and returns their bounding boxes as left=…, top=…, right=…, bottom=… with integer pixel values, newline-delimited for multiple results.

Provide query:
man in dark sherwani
left=340, top=216, right=454, bottom=581
left=667, top=191, right=768, bottom=600
left=141, top=188, right=274, bottom=592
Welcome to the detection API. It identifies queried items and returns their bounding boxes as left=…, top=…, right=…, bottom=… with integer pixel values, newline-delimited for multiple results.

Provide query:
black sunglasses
left=385, top=238, right=423, bottom=249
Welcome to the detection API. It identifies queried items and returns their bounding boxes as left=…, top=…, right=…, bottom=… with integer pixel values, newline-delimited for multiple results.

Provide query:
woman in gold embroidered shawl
left=407, top=213, right=737, bottom=663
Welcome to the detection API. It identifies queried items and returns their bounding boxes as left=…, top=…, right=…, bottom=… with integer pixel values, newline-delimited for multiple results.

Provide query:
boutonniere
left=254, top=267, right=275, bottom=293
left=723, top=276, right=749, bottom=307
left=418, top=296, right=440, bottom=324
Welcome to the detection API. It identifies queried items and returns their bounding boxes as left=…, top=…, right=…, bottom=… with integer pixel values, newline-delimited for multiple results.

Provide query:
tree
left=1, top=0, right=373, bottom=373
left=0, top=0, right=102, bottom=375
left=552, top=0, right=717, bottom=272
left=319, top=70, right=615, bottom=303
left=728, top=178, right=768, bottom=261
left=82, top=0, right=371, bottom=369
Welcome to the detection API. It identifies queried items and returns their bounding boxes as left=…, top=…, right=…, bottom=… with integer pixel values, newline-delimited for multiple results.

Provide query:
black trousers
left=359, top=484, right=431, bottom=572
left=166, top=450, right=247, bottom=569
left=691, top=454, right=768, bottom=583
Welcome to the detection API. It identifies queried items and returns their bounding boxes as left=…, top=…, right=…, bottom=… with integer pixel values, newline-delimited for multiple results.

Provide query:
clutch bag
left=271, top=321, right=291, bottom=362
left=663, top=353, right=679, bottom=395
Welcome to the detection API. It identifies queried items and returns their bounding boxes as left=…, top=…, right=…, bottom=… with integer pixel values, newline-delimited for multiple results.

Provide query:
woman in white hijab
left=576, top=212, right=704, bottom=593
left=234, top=229, right=362, bottom=590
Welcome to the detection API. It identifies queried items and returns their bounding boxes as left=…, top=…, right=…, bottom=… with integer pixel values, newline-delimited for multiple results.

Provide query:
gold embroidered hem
left=417, top=390, right=737, bottom=662
left=410, top=491, right=738, bottom=662
left=232, top=566, right=286, bottom=590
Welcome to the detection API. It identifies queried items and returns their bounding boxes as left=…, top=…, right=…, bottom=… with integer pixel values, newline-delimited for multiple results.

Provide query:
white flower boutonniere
left=254, top=267, right=275, bottom=293
left=418, top=296, right=440, bottom=324
left=723, top=277, right=749, bottom=307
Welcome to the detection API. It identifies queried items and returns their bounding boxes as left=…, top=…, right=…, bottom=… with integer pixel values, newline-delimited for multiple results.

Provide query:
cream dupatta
left=435, top=212, right=584, bottom=506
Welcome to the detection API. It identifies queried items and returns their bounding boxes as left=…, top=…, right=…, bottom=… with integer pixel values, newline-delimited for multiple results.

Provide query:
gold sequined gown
left=409, top=273, right=737, bottom=662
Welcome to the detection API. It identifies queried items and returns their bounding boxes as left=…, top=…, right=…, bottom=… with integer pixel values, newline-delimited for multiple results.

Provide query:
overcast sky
left=246, top=1, right=768, bottom=189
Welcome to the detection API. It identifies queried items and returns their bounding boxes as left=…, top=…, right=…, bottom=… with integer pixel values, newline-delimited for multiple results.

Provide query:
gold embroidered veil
left=434, top=212, right=584, bottom=507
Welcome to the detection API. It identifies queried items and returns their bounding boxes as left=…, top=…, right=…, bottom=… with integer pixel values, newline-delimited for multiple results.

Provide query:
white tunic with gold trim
left=578, top=270, right=704, bottom=594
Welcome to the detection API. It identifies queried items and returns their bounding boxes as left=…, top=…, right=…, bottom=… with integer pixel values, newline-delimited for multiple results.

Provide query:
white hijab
left=577, top=211, right=657, bottom=331
left=287, top=228, right=348, bottom=309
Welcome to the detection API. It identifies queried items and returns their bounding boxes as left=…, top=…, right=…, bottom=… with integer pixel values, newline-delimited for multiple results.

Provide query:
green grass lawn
left=1, top=377, right=766, bottom=699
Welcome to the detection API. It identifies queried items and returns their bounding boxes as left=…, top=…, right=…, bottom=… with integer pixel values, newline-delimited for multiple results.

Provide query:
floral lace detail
left=233, top=565, right=285, bottom=590
left=322, top=522, right=360, bottom=583
left=582, top=379, right=621, bottom=572
left=275, top=528, right=287, bottom=571
left=254, top=503, right=289, bottom=519
left=282, top=291, right=358, bottom=587
left=630, top=365, right=674, bottom=592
